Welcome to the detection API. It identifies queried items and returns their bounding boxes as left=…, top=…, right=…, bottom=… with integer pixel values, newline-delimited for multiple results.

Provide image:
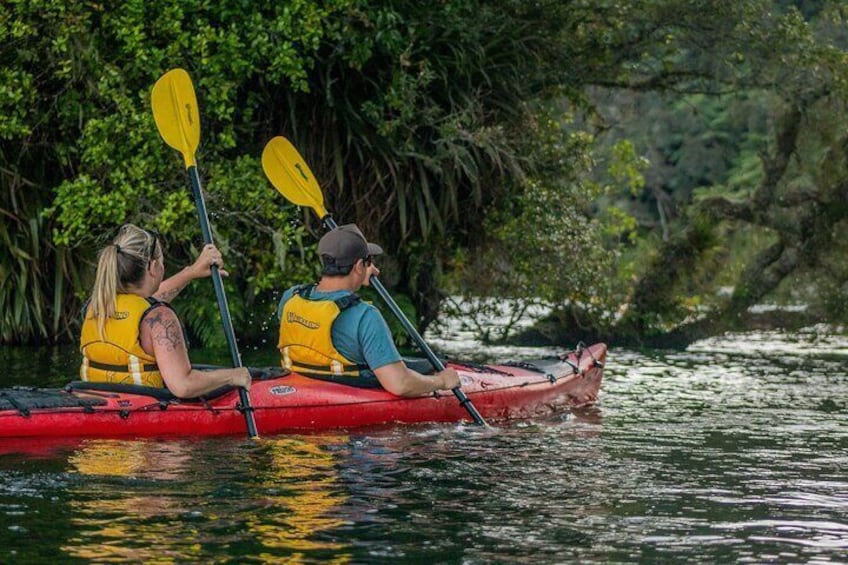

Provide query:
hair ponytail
left=90, top=245, right=121, bottom=339
left=86, top=224, right=160, bottom=339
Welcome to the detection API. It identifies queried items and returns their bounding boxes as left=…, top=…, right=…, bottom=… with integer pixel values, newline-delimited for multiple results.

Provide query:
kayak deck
left=0, top=343, right=606, bottom=438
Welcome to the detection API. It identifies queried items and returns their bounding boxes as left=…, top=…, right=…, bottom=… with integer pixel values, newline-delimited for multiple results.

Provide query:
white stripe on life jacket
left=128, top=355, right=142, bottom=385
left=282, top=346, right=292, bottom=370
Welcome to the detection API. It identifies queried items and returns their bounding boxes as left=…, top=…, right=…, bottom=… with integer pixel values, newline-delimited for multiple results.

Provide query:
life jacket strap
left=85, top=360, right=159, bottom=373
left=290, top=360, right=368, bottom=374
left=295, top=284, right=361, bottom=310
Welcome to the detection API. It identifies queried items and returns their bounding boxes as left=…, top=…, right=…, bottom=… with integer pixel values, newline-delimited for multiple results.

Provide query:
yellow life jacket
left=278, top=285, right=369, bottom=379
left=79, top=294, right=167, bottom=387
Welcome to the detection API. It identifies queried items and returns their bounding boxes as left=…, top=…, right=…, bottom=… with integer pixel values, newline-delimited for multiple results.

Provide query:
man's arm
left=357, top=306, right=462, bottom=396
left=373, top=362, right=460, bottom=397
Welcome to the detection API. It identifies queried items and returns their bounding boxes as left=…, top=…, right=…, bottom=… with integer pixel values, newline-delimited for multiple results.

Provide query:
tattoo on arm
left=154, top=287, right=182, bottom=303
left=145, top=311, right=183, bottom=352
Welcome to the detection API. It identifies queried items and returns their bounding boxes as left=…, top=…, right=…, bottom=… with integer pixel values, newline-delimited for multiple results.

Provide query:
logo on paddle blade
left=294, top=163, right=309, bottom=181
left=269, top=386, right=296, bottom=396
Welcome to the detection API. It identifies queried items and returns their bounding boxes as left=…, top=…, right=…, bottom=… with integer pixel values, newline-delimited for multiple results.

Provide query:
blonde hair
left=88, top=224, right=161, bottom=338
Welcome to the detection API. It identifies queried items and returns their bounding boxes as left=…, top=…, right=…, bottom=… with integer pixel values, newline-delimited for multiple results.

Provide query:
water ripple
left=1, top=330, right=847, bottom=562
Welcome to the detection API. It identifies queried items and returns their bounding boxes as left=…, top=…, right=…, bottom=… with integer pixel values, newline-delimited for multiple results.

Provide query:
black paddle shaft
left=322, top=216, right=488, bottom=426
left=187, top=166, right=259, bottom=438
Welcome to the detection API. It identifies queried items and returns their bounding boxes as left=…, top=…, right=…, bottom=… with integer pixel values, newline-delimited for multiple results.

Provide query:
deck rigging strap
left=450, top=360, right=514, bottom=376
left=0, top=390, right=30, bottom=417
left=0, top=388, right=108, bottom=415
left=566, top=341, right=603, bottom=369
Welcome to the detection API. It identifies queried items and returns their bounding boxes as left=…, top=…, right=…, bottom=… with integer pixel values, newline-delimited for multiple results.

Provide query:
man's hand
left=437, top=367, right=461, bottom=390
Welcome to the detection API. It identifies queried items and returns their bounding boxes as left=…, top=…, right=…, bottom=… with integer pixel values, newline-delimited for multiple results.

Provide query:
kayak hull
left=0, top=344, right=605, bottom=438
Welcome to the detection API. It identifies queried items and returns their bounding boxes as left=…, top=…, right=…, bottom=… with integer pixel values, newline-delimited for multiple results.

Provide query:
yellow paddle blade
left=261, top=136, right=328, bottom=219
left=151, top=68, right=201, bottom=168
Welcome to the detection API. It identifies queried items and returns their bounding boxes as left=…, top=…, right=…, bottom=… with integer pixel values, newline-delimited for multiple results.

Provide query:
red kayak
left=0, top=343, right=605, bottom=438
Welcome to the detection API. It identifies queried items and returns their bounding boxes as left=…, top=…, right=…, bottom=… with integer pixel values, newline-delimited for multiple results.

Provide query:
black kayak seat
left=65, top=381, right=231, bottom=402
left=193, top=365, right=290, bottom=381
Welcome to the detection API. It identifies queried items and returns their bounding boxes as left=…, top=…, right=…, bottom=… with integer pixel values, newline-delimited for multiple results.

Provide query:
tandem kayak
left=0, top=343, right=605, bottom=439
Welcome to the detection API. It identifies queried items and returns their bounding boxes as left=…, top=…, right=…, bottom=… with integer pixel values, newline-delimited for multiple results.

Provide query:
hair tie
left=114, top=244, right=122, bottom=254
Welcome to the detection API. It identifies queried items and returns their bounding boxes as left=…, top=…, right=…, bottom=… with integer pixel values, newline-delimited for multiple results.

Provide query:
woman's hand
left=190, top=244, right=228, bottom=279
left=230, top=367, right=252, bottom=390
left=153, top=244, right=229, bottom=303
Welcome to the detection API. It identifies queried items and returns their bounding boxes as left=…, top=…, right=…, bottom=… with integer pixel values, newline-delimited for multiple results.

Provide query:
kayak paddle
left=261, top=136, right=489, bottom=426
left=151, top=68, right=259, bottom=439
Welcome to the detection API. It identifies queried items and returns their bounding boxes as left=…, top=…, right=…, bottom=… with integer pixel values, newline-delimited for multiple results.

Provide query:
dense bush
left=2, top=0, right=847, bottom=348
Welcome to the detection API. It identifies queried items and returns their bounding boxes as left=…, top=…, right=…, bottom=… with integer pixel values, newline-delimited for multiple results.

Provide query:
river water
left=1, top=325, right=846, bottom=562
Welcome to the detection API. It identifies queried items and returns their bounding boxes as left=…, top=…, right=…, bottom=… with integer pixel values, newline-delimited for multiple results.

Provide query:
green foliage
left=272, top=0, right=603, bottom=328
left=609, top=140, right=648, bottom=196
left=0, top=0, right=349, bottom=344
left=4, top=0, right=608, bottom=344
left=443, top=109, right=617, bottom=340
left=357, top=287, right=418, bottom=348
left=4, top=0, right=848, bottom=347
left=621, top=214, right=723, bottom=333
left=587, top=0, right=848, bottom=338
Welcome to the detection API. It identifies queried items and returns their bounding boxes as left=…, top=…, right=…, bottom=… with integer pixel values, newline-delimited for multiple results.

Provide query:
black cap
left=317, top=224, right=383, bottom=273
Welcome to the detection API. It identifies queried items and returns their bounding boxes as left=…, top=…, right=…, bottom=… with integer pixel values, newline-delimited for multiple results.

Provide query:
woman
left=79, top=224, right=251, bottom=398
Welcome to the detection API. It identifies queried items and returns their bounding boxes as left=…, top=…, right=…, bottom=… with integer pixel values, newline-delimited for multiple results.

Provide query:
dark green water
left=1, top=328, right=846, bottom=563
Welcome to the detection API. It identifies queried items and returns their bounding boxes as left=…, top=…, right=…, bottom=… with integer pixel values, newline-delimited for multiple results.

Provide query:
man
left=277, top=224, right=460, bottom=396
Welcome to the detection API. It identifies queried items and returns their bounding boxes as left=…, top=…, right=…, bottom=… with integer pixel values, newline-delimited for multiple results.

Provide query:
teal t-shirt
left=277, top=285, right=402, bottom=370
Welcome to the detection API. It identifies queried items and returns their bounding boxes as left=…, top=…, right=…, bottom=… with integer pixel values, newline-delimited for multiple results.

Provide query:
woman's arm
left=153, top=244, right=228, bottom=303
left=139, top=305, right=250, bottom=398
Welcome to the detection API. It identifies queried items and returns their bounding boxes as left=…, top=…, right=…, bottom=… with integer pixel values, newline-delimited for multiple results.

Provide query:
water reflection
left=63, top=440, right=205, bottom=562
left=60, top=436, right=353, bottom=562
left=68, top=439, right=191, bottom=479
left=249, top=437, right=351, bottom=563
